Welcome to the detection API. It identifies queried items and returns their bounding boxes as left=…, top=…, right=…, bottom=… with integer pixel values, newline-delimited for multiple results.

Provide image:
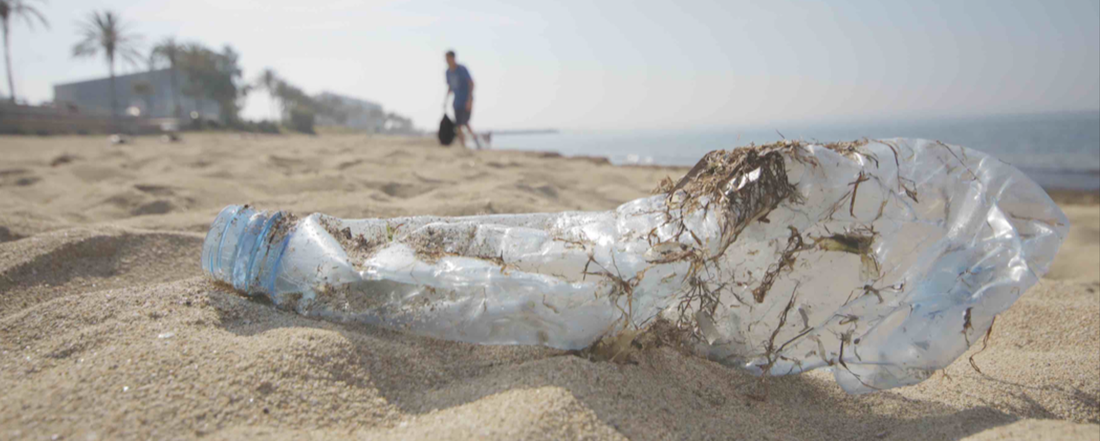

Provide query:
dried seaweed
left=752, top=227, right=806, bottom=303
left=648, top=142, right=809, bottom=351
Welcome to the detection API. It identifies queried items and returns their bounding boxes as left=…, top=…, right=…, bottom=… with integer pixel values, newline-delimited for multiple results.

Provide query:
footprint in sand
left=49, top=154, right=81, bottom=167
left=267, top=155, right=319, bottom=175
left=0, top=226, right=23, bottom=243
left=0, top=169, right=40, bottom=187
left=336, top=159, right=366, bottom=170
left=134, top=184, right=177, bottom=197
left=70, top=164, right=135, bottom=183
left=131, top=200, right=177, bottom=216
left=516, top=183, right=560, bottom=199
left=378, top=182, right=432, bottom=199
left=99, top=189, right=188, bottom=217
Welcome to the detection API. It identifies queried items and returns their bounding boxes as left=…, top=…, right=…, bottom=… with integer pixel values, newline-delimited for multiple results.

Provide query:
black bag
left=438, top=115, right=455, bottom=146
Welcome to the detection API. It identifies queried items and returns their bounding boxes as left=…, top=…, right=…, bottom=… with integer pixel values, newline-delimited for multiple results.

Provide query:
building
left=314, top=92, right=386, bottom=132
left=53, top=68, right=220, bottom=120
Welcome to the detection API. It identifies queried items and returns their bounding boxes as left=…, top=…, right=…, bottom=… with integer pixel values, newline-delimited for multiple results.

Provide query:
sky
left=6, top=0, right=1100, bottom=131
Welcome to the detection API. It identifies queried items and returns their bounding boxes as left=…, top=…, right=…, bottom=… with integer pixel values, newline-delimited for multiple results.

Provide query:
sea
left=492, top=110, right=1100, bottom=191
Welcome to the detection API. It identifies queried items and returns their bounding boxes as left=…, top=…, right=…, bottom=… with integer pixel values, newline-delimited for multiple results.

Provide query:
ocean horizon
left=492, top=110, right=1100, bottom=191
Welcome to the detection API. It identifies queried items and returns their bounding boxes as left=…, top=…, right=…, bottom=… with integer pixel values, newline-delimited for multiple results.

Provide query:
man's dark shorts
left=454, top=105, right=471, bottom=125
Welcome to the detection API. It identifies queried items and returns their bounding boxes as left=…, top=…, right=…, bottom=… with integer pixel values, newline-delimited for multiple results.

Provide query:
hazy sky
left=8, top=0, right=1100, bottom=130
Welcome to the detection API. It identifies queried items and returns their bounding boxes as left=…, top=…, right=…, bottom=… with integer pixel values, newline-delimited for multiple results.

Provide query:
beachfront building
left=313, top=92, right=386, bottom=132
left=53, top=69, right=220, bottom=120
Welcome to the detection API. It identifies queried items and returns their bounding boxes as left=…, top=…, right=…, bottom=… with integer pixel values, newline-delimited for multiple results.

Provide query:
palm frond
left=15, top=3, right=49, bottom=30
left=71, top=10, right=143, bottom=64
left=150, top=37, right=183, bottom=69
left=71, top=38, right=98, bottom=58
left=117, top=46, right=144, bottom=67
left=2, top=0, right=50, bottom=30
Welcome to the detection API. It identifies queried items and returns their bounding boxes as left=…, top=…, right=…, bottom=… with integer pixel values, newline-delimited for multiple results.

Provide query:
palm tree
left=150, top=37, right=182, bottom=118
left=274, top=79, right=293, bottom=118
left=1, top=0, right=48, bottom=103
left=179, top=42, right=210, bottom=120
left=255, top=68, right=279, bottom=120
left=71, top=10, right=142, bottom=128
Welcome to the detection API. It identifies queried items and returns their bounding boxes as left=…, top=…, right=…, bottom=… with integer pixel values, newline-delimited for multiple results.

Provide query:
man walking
left=445, top=50, right=481, bottom=149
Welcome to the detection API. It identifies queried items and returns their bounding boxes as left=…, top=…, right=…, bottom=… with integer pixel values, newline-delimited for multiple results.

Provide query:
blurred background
left=3, top=0, right=1098, bottom=189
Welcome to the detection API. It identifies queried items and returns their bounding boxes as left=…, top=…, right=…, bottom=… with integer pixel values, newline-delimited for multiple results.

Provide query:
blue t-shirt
left=446, top=65, right=472, bottom=109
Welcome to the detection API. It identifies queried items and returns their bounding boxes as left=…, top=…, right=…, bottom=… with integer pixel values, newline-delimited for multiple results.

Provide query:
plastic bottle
left=202, top=138, right=1068, bottom=393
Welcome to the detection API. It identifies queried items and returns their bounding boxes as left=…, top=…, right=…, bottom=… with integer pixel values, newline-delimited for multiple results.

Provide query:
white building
left=53, top=69, right=220, bottom=120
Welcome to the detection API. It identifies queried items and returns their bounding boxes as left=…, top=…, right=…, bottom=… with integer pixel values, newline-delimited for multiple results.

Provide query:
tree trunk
left=170, top=65, right=180, bottom=119
left=144, top=73, right=154, bottom=117
left=3, top=20, right=14, bottom=103
left=277, top=93, right=286, bottom=123
left=109, top=57, right=118, bottom=133
left=195, top=96, right=204, bottom=128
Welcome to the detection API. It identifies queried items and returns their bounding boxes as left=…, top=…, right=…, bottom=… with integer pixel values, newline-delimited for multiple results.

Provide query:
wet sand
left=1, top=133, right=1097, bottom=440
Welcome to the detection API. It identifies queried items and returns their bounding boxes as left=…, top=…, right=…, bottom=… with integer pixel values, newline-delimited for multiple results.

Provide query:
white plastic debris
left=202, top=138, right=1068, bottom=393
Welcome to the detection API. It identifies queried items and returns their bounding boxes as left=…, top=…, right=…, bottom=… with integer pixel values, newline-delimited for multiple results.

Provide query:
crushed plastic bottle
left=202, top=138, right=1068, bottom=394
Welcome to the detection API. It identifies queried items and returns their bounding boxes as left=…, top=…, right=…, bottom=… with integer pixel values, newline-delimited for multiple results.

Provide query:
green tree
left=215, top=45, right=248, bottom=125
left=178, top=43, right=208, bottom=120
left=314, top=93, right=348, bottom=124
left=71, top=10, right=142, bottom=128
left=271, top=78, right=316, bottom=133
left=1, top=0, right=49, bottom=103
left=274, top=79, right=303, bottom=113
left=150, top=37, right=183, bottom=118
left=178, top=42, right=248, bottom=125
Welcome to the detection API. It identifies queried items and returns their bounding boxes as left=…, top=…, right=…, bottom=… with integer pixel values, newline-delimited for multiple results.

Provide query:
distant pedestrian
left=445, top=50, right=481, bottom=149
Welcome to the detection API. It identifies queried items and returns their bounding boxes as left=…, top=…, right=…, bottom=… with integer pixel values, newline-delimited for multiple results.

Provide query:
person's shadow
left=208, top=282, right=1029, bottom=440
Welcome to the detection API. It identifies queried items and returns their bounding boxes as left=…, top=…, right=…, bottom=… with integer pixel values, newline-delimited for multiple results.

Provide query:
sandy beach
left=1, top=133, right=1097, bottom=440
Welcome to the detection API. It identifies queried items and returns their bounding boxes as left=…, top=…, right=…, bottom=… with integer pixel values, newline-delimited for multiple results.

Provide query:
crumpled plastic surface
left=202, top=138, right=1068, bottom=394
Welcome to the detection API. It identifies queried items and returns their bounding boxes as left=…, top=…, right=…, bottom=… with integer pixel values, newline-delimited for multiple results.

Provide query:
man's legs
left=454, top=103, right=480, bottom=149
left=454, top=104, right=469, bottom=147
left=455, top=124, right=467, bottom=147
left=463, top=124, right=482, bottom=149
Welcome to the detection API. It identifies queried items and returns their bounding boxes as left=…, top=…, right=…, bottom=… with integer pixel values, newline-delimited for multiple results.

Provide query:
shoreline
left=508, top=145, right=1100, bottom=204
left=1043, top=188, right=1100, bottom=206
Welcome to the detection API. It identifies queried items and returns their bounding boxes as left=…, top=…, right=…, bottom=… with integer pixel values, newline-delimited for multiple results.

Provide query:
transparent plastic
left=202, top=138, right=1068, bottom=393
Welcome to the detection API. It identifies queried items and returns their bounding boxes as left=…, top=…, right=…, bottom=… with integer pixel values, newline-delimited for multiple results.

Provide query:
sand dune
left=1, top=133, right=1097, bottom=440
